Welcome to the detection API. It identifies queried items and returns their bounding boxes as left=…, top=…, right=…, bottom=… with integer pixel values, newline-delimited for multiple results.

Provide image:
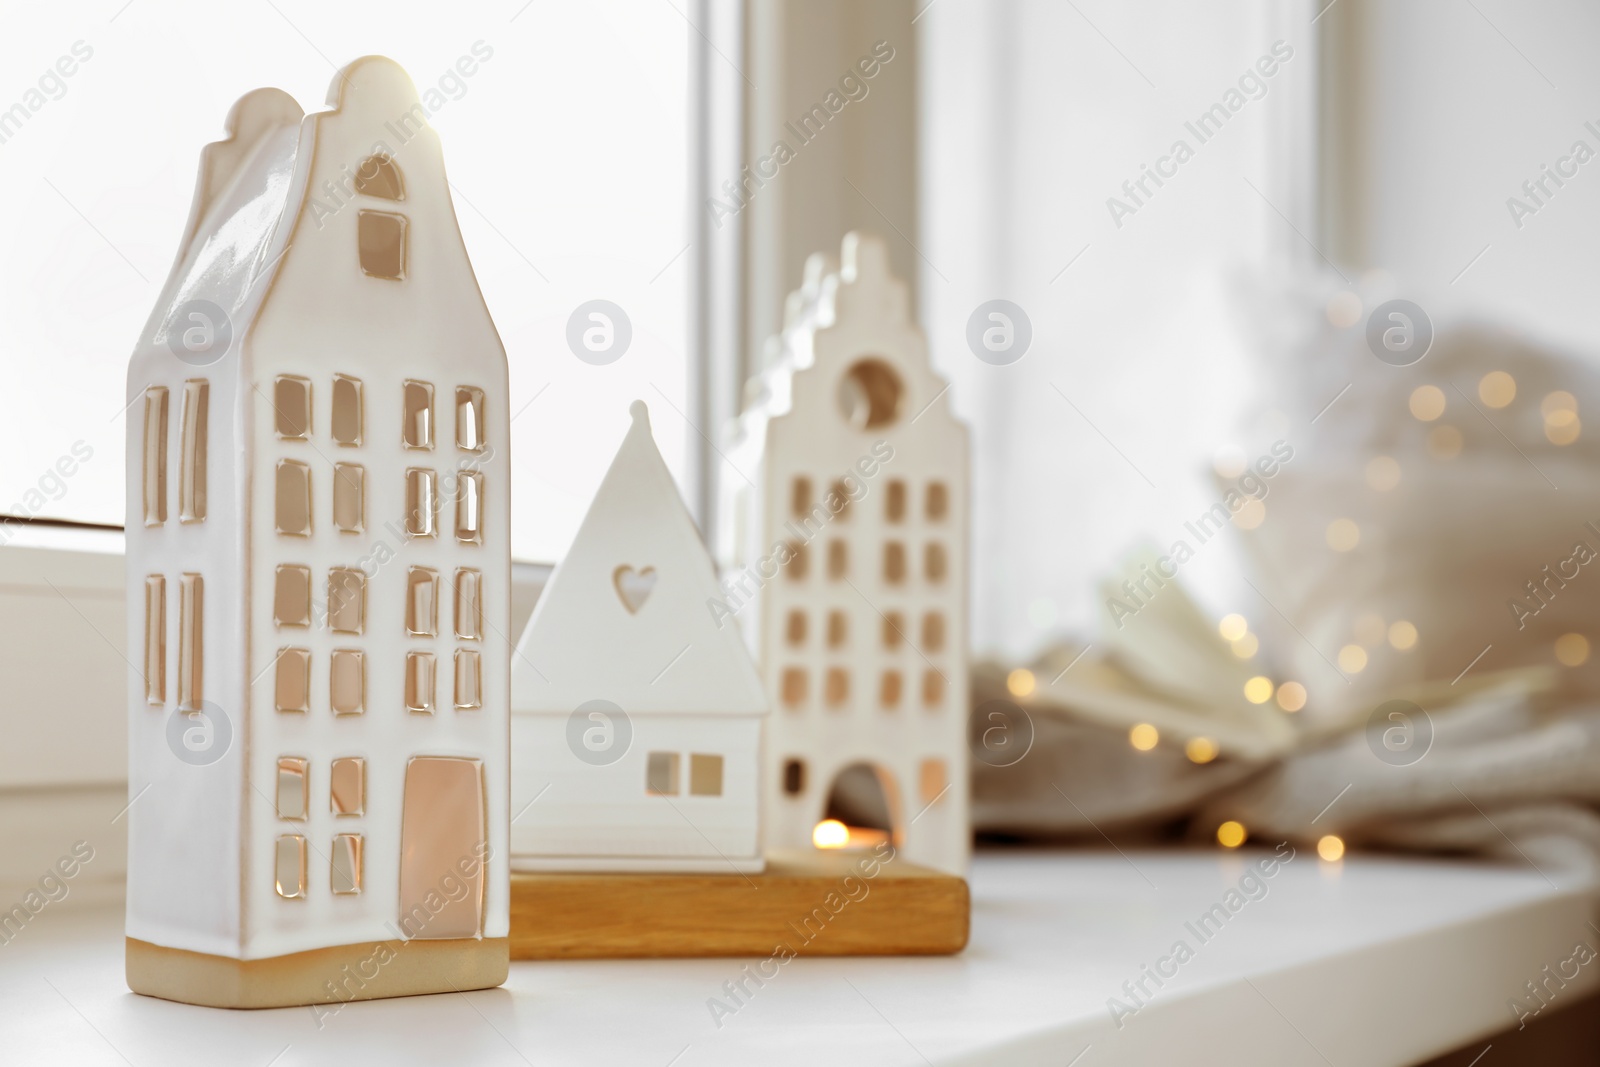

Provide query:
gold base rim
left=126, top=935, right=509, bottom=1009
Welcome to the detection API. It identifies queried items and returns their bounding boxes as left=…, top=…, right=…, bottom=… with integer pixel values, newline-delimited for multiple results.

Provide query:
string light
left=1186, top=737, right=1219, bottom=764
left=1217, top=821, right=1247, bottom=848
left=1409, top=385, right=1446, bottom=421
left=1388, top=620, right=1418, bottom=650
left=1555, top=633, right=1590, bottom=668
left=1276, top=681, right=1307, bottom=712
left=1478, top=371, right=1516, bottom=408
left=812, top=820, right=849, bottom=849
left=1007, top=668, right=1036, bottom=698
left=1317, top=835, right=1345, bottom=862
left=1129, top=723, right=1159, bottom=751
left=1243, top=676, right=1274, bottom=704
left=1338, top=645, right=1368, bottom=673
left=1219, top=614, right=1249, bottom=642
left=1231, top=633, right=1260, bottom=659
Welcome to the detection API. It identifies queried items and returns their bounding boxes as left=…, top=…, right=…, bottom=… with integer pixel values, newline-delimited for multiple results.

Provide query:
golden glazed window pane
left=406, top=567, right=438, bottom=636
left=274, top=565, right=311, bottom=628
left=456, top=471, right=483, bottom=544
left=144, top=576, right=166, bottom=705
left=880, top=670, right=902, bottom=708
left=398, top=757, right=486, bottom=939
left=827, top=610, right=848, bottom=648
left=330, top=650, right=365, bottom=715
left=274, top=835, right=305, bottom=899
left=330, top=834, right=363, bottom=895
left=405, top=468, right=437, bottom=537
left=454, top=649, right=482, bottom=710
left=179, top=380, right=208, bottom=523
left=883, top=611, right=905, bottom=648
left=177, top=574, right=203, bottom=711
left=331, top=374, right=363, bottom=446
left=922, top=670, right=945, bottom=709
left=353, top=153, right=403, bottom=199
left=456, top=386, right=485, bottom=451
left=276, top=757, right=307, bottom=820
left=402, top=380, right=433, bottom=449
left=328, top=568, right=366, bottom=635
left=454, top=568, right=482, bottom=640
left=333, top=463, right=364, bottom=533
left=273, top=375, right=310, bottom=439
left=825, top=668, right=849, bottom=707
left=781, top=668, right=807, bottom=708
left=330, top=757, right=365, bottom=815
left=405, top=651, right=435, bottom=713
left=358, top=209, right=406, bottom=280
left=919, top=758, right=947, bottom=805
left=142, top=387, right=168, bottom=526
left=275, top=459, right=311, bottom=536
left=646, top=752, right=680, bottom=796
left=689, top=754, right=724, bottom=797
left=274, top=647, right=310, bottom=713
left=884, top=542, right=906, bottom=584
left=886, top=479, right=906, bottom=523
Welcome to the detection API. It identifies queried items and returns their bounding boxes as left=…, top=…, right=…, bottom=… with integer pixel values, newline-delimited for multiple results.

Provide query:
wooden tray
left=510, top=847, right=969, bottom=959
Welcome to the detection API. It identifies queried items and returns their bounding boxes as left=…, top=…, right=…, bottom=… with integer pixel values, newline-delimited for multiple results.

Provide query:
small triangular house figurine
left=510, top=402, right=770, bottom=873
left=124, top=57, right=510, bottom=1008
left=720, top=233, right=970, bottom=875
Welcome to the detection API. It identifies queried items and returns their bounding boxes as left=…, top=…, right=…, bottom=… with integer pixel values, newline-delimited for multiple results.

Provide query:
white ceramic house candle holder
left=124, top=56, right=511, bottom=1009
left=720, top=233, right=971, bottom=875
left=510, top=402, right=770, bottom=873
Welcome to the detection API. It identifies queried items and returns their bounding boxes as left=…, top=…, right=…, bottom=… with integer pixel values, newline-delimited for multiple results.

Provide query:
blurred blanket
left=973, top=277, right=1600, bottom=886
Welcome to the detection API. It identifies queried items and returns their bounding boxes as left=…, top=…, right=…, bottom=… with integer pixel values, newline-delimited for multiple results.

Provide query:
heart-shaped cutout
left=613, top=565, right=657, bottom=614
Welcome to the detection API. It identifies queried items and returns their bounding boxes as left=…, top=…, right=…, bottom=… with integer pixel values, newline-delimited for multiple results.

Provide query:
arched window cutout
left=354, top=154, right=404, bottom=200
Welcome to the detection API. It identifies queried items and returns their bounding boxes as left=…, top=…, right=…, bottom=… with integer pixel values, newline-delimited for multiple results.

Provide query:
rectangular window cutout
left=456, top=386, right=486, bottom=451
left=454, top=568, right=482, bottom=640
left=275, top=647, right=310, bottom=713
left=333, top=463, right=365, bottom=533
left=454, top=649, right=482, bottom=710
left=275, top=459, right=311, bottom=536
left=276, top=757, right=308, bottom=821
left=786, top=543, right=808, bottom=581
left=405, top=651, right=435, bottom=713
left=689, top=753, right=724, bottom=796
left=332, top=374, right=363, bottom=446
left=791, top=477, right=812, bottom=519
left=926, top=543, right=948, bottom=583
left=330, top=757, right=365, bottom=816
left=825, top=668, right=849, bottom=708
left=274, top=565, right=311, bottom=628
left=781, top=668, right=807, bottom=709
left=827, top=610, right=848, bottom=648
left=922, top=612, right=946, bottom=653
left=331, top=833, right=363, bottom=895
left=142, top=387, right=168, bottom=526
left=328, top=568, right=366, bottom=635
left=456, top=471, right=483, bottom=544
left=883, top=611, right=905, bottom=649
left=177, top=573, right=203, bottom=711
left=919, top=758, right=948, bottom=805
left=330, top=649, right=364, bottom=715
left=785, top=609, right=807, bottom=646
left=144, top=576, right=166, bottom=705
left=402, top=380, right=433, bottom=449
left=886, top=479, right=907, bottom=523
left=358, top=209, right=407, bottom=280
left=880, top=671, right=903, bottom=709
left=827, top=540, right=847, bottom=580
left=926, top=482, right=949, bottom=521
left=783, top=758, right=806, bottom=795
left=406, top=468, right=437, bottom=536
left=884, top=542, right=906, bottom=584
left=406, top=567, right=437, bottom=636
left=179, top=380, right=208, bottom=523
left=646, top=751, right=680, bottom=796
left=274, top=375, right=311, bottom=439
left=922, top=670, right=945, bottom=709
left=830, top=480, right=852, bottom=520
left=275, top=835, right=306, bottom=900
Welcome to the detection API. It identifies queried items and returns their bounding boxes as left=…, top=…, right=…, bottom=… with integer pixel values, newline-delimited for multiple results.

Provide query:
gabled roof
left=512, top=402, right=769, bottom=716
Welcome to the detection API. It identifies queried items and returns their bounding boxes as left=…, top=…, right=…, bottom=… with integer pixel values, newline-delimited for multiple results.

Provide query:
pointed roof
left=512, top=402, right=769, bottom=716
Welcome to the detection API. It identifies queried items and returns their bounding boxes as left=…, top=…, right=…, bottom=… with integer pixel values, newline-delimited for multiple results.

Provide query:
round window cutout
left=837, top=358, right=904, bottom=430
